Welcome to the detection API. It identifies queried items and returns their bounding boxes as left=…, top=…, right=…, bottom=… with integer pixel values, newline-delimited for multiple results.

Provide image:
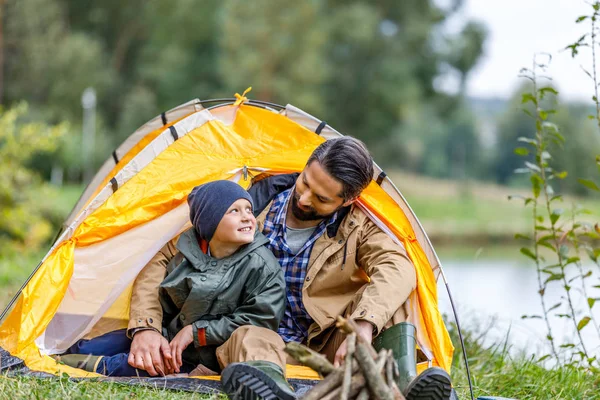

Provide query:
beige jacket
left=128, top=203, right=416, bottom=344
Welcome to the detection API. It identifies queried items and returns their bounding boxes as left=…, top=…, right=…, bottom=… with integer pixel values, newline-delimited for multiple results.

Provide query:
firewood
left=284, top=341, right=335, bottom=376
left=354, top=345, right=394, bottom=400
left=340, top=333, right=356, bottom=400
left=300, top=360, right=360, bottom=400
left=336, top=316, right=378, bottom=358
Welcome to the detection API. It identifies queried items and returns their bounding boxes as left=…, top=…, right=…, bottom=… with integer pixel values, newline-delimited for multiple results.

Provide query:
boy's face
left=211, top=198, right=256, bottom=246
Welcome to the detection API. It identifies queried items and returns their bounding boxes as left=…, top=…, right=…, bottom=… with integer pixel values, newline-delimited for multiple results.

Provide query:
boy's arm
left=127, top=239, right=178, bottom=337
left=191, top=255, right=285, bottom=347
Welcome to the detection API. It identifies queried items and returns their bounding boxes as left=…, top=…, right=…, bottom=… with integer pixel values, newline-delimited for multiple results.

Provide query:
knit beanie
left=188, top=180, right=254, bottom=242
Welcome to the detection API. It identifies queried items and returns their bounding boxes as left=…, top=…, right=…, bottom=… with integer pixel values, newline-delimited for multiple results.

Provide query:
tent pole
left=439, top=267, right=475, bottom=400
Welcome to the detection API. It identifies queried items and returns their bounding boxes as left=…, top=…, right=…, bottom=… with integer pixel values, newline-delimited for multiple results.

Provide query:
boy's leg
left=215, top=325, right=287, bottom=371
left=65, top=329, right=131, bottom=356
left=57, top=352, right=151, bottom=377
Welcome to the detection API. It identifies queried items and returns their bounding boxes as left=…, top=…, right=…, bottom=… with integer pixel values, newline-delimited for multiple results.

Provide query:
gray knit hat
left=188, top=181, right=254, bottom=242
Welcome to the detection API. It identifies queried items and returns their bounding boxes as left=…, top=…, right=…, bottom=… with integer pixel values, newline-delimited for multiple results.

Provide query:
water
left=437, top=257, right=600, bottom=358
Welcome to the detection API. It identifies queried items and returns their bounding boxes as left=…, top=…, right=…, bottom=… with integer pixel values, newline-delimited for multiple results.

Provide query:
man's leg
left=218, top=325, right=295, bottom=400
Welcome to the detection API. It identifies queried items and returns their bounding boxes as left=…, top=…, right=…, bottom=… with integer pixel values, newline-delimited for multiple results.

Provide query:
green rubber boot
left=373, top=322, right=452, bottom=400
left=221, top=360, right=296, bottom=400
left=52, top=353, right=104, bottom=373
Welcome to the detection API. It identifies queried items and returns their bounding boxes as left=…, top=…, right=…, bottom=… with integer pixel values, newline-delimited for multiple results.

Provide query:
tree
left=0, top=103, right=68, bottom=252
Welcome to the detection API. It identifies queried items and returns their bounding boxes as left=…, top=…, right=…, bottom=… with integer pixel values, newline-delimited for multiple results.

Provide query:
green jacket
left=158, top=228, right=285, bottom=367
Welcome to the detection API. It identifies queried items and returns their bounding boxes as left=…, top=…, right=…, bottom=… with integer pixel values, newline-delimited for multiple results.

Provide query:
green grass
left=448, top=321, right=600, bottom=399
left=0, top=375, right=224, bottom=400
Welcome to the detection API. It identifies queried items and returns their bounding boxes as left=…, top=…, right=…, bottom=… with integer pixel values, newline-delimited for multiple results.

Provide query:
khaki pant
left=216, top=293, right=409, bottom=373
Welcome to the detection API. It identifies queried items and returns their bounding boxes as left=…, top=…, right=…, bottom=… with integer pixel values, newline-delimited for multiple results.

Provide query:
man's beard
left=289, top=189, right=340, bottom=221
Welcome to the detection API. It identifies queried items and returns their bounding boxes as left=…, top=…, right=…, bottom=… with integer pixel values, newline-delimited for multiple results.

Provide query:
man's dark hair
left=307, top=136, right=374, bottom=201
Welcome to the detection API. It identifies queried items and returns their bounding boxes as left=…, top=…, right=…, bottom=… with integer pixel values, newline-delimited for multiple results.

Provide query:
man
left=128, top=137, right=452, bottom=400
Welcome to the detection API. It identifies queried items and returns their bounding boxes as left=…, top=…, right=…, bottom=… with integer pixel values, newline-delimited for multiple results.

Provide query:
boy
left=56, top=180, right=286, bottom=377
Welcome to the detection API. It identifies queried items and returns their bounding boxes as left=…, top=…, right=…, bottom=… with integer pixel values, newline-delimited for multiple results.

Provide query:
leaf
left=525, top=161, right=541, bottom=172
left=578, top=178, right=600, bottom=191
left=520, top=247, right=537, bottom=261
left=548, top=302, right=562, bottom=312
left=518, top=137, right=537, bottom=146
left=565, top=256, right=581, bottom=265
left=514, top=147, right=529, bottom=156
left=559, top=244, right=569, bottom=258
left=576, top=15, right=588, bottom=22
left=538, top=354, right=551, bottom=362
left=555, top=171, right=568, bottom=179
left=521, top=93, right=537, bottom=105
left=540, top=86, right=559, bottom=95
left=550, top=208, right=563, bottom=225
left=588, top=298, right=596, bottom=308
left=515, top=233, right=531, bottom=240
left=559, top=343, right=575, bottom=349
left=531, top=175, right=542, bottom=198
left=545, top=274, right=564, bottom=284
left=541, top=151, right=552, bottom=160
left=514, top=168, right=530, bottom=174
left=521, top=314, right=542, bottom=319
left=577, top=316, right=591, bottom=331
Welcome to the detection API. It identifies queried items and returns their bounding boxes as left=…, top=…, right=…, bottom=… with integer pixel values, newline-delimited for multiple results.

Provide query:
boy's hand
left=170, top=325, right=194, bottom=372
left=129, top=329, right=174, bottom=376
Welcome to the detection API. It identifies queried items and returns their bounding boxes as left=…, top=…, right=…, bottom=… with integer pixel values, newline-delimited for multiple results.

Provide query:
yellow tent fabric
left=0, top=101, right=453, bottom=380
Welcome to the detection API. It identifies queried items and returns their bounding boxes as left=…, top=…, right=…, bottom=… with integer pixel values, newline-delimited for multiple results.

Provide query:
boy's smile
left=210, top=198, right=256, bottom=248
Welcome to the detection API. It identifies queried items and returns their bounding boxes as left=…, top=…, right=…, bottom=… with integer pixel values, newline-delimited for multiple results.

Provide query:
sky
left=446, top=0, right=596, bottom=101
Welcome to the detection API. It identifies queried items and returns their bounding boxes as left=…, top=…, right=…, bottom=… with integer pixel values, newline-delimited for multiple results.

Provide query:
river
left=436, top=252, right=600, bottom=359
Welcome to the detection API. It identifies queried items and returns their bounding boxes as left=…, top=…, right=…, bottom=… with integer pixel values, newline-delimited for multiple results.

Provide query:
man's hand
left=128, top=329, right=174, bottom=376
left=333, top=320, right=374, bottom=368
left=169, top=325, right=194, bottom=373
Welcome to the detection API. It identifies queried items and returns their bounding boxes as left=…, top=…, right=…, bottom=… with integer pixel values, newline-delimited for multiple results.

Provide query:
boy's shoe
left=221, top=361, right=296, bottom=400
left=52, top=353, right=104, bottom=373
left=373, top=322, right=452, bottom=400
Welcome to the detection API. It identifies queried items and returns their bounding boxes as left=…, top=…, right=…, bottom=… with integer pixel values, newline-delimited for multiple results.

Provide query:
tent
left=0, top=93, right=454, bottom=393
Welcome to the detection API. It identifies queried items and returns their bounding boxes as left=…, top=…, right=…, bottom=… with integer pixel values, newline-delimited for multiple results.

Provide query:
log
left=336, top=316, right=378, bottom=358
left=300, top=360, right=359, bottom=400
left=321, top=348, right=390, bottom=400
left=340, top=333, right=356, bottom=400
left=284, top=341, right=335, bottom=376
left=321, top=372, right=365, bottom=400
left=356, top=388, right=370, bottom=400
left=355, top=344, right=394, bottom=400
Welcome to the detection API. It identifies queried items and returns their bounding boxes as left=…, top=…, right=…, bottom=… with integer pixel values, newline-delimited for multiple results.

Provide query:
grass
left=448, top=319, right=600, bottom=399
left=0, top=376, right=225, bottom=399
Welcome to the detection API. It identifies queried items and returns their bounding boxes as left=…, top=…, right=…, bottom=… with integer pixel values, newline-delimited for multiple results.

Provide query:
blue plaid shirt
left=262, top=188, right=339, bottom=343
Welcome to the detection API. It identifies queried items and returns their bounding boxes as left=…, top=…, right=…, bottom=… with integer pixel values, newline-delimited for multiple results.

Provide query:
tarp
left=0, top=97, right=453, bottom=393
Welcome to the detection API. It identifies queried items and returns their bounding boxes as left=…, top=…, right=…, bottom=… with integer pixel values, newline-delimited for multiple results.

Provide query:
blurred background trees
left=1, top=0, right=598, bottom=206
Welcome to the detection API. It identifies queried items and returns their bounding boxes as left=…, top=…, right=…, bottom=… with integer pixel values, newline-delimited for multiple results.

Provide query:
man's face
left=290, top=161, right=355, bottom=221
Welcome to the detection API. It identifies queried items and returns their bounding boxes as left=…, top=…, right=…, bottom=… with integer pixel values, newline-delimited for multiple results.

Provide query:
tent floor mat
left=1, top=347, right=318, bottom=395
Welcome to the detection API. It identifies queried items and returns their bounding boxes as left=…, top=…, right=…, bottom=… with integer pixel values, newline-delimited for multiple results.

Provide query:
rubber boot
left=52, top=353, right=104, bottom=373
left=221, top=360, right=296, bottom=400
left=373, top=322, right=452, bottom=400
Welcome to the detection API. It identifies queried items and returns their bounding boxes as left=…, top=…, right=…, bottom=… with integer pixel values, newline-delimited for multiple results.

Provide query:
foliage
left=0, top=104, right=68, bottom=252
left=446, top=318, right=600, bottom=399
left=511, top=56, right=600, bottom=370
left=1, top=0, right=487, bottom=181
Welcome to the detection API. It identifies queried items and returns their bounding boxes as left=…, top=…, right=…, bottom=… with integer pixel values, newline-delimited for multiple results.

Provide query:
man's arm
left=350, top=218, right=417, bottom=335
left=126, top=238, right=177, bottom=376
left=127, top=239, right=177, bottom=336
